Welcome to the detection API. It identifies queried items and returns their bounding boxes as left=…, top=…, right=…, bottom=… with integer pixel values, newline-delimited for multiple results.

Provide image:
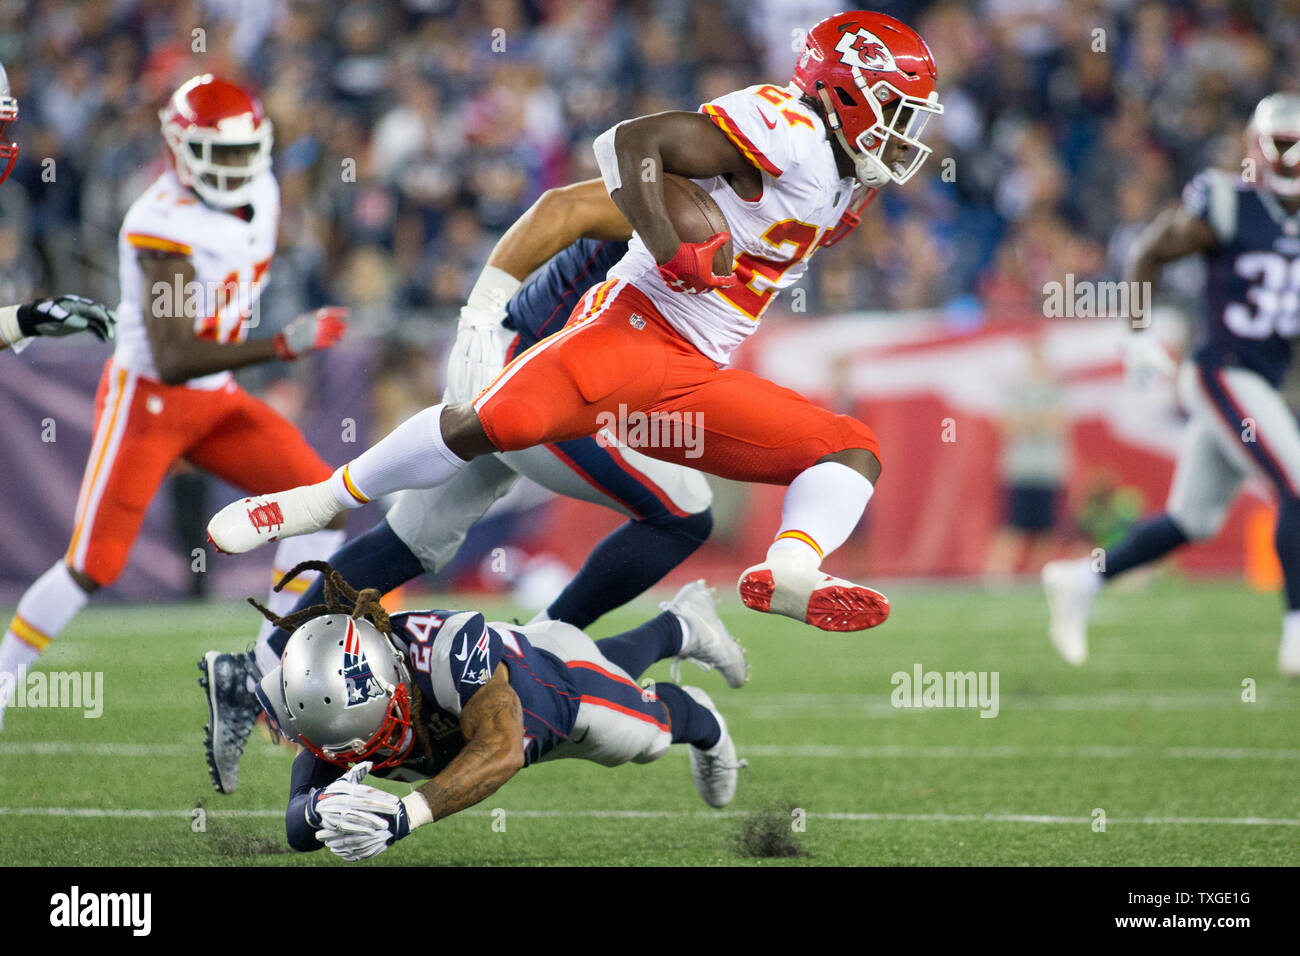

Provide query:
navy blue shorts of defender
left=563, top=656, right=670, bottom=734
left=504, top=237, right=628, bottom=354
left=494, top=628, right=581, bottom=765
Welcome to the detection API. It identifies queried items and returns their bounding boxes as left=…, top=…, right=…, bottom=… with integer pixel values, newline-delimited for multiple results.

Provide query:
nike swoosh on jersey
left=454, top=634, right=469, bottom=661
left=756, top=108, right=778, bottom=129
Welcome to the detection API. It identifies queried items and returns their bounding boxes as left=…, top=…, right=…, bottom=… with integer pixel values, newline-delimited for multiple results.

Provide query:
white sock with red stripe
left=327, top=404, right=466, bottom=508
left=254, top=529, right=348, bottom=654
left=766, top=462, right=874, bottom=568
left=0, top=563, right=91, bottom=703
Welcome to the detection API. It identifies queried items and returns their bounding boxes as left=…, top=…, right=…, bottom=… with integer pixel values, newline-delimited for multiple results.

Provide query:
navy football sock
left=1276, top=497, right=1300, bottom=611
left=267, top=520, right=425, bottom=657
left=655, top=682, right=721, bottom=749
left=1101, top=513, right=1189, bottom=580
left=546, top=510, right=712, bottom=629
left=594, top=611, right=684, bottom=680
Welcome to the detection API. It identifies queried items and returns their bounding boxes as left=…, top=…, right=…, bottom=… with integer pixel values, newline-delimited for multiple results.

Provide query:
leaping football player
left=200, top=179, right=724, bottom=794
left=253, top=564, right=746, bottom=860
left=208, top=11, right=944, bottom=636
left=1043, top=93, right=1300, bottom=676
left=0, top=61, right=117, bottom=352
left=0, top=74, right=350, bottom=727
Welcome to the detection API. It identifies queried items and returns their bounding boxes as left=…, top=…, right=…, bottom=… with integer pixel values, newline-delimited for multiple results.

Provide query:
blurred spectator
left=3, top=0, right=1296, bottom=342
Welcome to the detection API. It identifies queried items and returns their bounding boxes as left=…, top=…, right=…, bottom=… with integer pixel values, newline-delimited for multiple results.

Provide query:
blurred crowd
left=1, top=0, right=1296, bottom=345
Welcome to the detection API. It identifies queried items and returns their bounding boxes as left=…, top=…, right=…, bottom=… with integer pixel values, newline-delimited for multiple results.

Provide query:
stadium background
left=1, top=0, right=1297, bottom=607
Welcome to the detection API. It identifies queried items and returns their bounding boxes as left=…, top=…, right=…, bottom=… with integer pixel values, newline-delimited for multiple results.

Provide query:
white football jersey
left=607, top=83, right=857, bottom=365
left=114, top=170, right=279, bottom=389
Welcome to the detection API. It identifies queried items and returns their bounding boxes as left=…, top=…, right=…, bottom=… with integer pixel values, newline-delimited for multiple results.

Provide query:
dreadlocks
left=249, top=561, right=434, bottom=763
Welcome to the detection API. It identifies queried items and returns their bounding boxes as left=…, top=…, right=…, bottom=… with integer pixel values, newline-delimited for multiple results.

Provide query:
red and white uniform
left=609, top=84, right=857, bottom=365
left=115, top=169, right=277, bottom=388
left=474, top=83, right=878, bottom=486
left=66, top=171, right=331, bottom=585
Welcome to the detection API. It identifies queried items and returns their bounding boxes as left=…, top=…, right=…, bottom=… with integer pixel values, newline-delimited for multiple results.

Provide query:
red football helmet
left=159, top=74, right=273, bottom=208
left=792, top=11, right=942, bottom=187
left=1249, top=93, right=1300, bottom=198
left=0, top=62, right=18, bottom=186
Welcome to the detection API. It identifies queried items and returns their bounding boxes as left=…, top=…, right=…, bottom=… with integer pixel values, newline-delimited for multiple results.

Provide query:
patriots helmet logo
left=835, top=28, right=898, bottom=73
left=342, top=618, right=384, bottom=707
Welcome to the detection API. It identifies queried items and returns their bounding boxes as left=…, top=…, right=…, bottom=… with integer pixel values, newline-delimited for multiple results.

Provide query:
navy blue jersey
left=503, top=238, right=628, bottom=350
left=1184, top=169, right=1300, bottom=386
left=386, top=609, right=580, bottom=769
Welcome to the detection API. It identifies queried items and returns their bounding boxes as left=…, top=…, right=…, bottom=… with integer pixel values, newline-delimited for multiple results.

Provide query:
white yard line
left=0, top=806, right=1295, bottom=826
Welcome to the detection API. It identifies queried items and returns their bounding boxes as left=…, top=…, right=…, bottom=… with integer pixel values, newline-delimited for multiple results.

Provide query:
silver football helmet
left=0, top=62, right=18, bottom=185
left=255, top=614, right=414, bottom=769
left=1250, top=93, right=1300, bottom=198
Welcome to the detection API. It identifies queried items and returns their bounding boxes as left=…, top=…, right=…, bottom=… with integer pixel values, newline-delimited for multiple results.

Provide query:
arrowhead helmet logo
left=341, top=618, right=384, bottom=707
left=834, top=28, right=897, bottom=73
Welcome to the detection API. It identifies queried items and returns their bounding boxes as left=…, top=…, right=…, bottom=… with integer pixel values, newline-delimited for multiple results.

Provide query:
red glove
left=274, top=306, right=348, bottom=360
left=657, top=233, right=738, bottom=294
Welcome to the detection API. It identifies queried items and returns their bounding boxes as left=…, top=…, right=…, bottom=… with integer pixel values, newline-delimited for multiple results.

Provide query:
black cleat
left=198, top=650, right=263, bottom=795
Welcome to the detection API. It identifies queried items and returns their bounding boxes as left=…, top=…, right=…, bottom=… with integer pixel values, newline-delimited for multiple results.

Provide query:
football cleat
left=682, top=686, right=745, bottom=808
left=199, top=650, right=264, bottom=794
left=1042, top=558, right=1098, bottom=667
left=737, top=554, right=890, bottom=632
left=1279, top=632, right=1300, bottom=678
left=660, top=579, right=749, bottom=689
left=207, top=483, right=339, bottom=554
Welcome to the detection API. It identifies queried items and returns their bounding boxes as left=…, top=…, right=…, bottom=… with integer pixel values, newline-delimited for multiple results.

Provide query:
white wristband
left=0, top=304, right=24, bottom=347
left=401, top=790, right=434, bottom=830
left=593, top=121, right=627, bottom=194
left=466, top=264, right=522, bottom=317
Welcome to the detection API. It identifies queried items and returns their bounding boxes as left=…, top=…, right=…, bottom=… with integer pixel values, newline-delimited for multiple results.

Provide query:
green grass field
left=1, top=579, right=1296, bottom=866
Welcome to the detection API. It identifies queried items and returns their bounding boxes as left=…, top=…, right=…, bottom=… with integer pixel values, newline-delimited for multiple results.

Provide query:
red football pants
left=66, top=359, right=334, bottom=585
left=474, top=279, right=879, bottom=485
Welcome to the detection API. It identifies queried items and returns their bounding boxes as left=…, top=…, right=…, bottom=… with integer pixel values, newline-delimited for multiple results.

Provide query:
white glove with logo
left=1120, top=333, right=1176, bottom=388
left=442, top=264, right=522, bottom=404
left=314, top=761, right=406, bottom=861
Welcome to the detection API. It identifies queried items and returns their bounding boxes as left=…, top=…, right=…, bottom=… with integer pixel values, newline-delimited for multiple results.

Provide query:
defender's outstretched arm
left=0, top=296, right=116, bottom=352
left=489, top=179, right=632, bottom=281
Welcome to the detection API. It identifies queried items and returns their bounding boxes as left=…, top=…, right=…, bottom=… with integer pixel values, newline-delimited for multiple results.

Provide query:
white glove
left=1120, top=333, right=1176, bottom=388
left=317, top=826, right=392, bottom=861
left=314, top=761, right=404, bottom=861
left=442, top=304, right=513, bottom=403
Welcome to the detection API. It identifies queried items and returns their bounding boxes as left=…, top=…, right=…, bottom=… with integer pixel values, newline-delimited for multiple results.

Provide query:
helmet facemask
left=162, top=115, right=273, bottom=209
left=1258, top=133, right=1300, bottom=197
left=1250, top=93, right=1300, bottom=199
left=0, top=64, right=17, bottom=186
left=302, top=679, right=415, bottom=771
left=817, top=80, right=940, bottom=188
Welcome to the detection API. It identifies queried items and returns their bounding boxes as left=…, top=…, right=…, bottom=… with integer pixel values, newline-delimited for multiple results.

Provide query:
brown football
left=662, top=173, right=733, bottom=276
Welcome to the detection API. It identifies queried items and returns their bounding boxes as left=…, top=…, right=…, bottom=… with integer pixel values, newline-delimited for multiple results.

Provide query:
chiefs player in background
left=208, top=11, right=943, bottom=636
left=0, top=60, right=117, bottom=352
left=0, top=74, right=349, bottom=727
